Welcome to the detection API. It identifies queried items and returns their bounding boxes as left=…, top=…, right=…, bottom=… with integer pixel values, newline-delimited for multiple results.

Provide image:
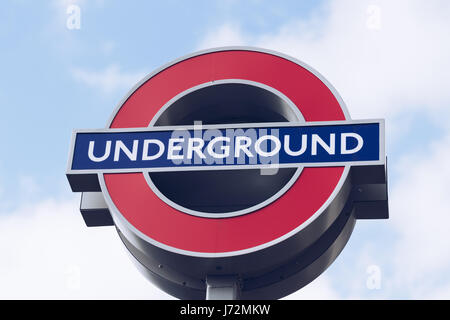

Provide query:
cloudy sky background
left=1, top=0, right=450, bottom=299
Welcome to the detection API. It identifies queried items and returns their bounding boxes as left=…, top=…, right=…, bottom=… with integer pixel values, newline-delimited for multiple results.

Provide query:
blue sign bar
left=69, top=120, right=383, bottom=172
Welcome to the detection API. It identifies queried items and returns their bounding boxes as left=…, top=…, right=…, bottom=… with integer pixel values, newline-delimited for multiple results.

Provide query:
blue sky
left=1, top=0, right=450, bottom=299
left=0, top=0, right=323, bottom=208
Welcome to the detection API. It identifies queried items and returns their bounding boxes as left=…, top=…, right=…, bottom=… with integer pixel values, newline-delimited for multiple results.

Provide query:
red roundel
left=101, top=48, right=347, bottom=255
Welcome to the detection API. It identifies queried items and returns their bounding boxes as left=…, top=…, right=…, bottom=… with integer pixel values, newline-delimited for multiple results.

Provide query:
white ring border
left=145, top=78, right=305, bottom=218
left=98, top=46, right=353, bottom=257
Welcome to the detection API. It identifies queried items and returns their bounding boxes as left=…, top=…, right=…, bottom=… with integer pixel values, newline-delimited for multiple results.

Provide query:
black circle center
left=149, top=82, right=299, bottom=215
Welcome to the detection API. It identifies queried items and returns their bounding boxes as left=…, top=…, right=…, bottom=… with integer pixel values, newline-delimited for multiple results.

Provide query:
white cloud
left=389, top=133, right=450, bottom=299
left=285, top=129, right=450, bottom=299
left=197, top=23, right=247, bottom=49
left=70, top=64, right=145, bottom=94
left=52, top=0, right=86, bottom=8
left=282, top=132, right=450, bottom=300
left=198, top=0, right=450, bottom=123
left=0, top=196, right=173, bottom=299
left=0, top=192, right=344, bottom=300
left=52, top=0, right=106, bottom=10
left=283, top=276, right=340, bottom=300
left=192, top=0, right=450, bottom=299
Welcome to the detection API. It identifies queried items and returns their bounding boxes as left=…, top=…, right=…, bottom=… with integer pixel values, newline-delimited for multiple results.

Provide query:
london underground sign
left=69, top=120, right=382, bottom=172
left=67, top=47, right=388, bottom=299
